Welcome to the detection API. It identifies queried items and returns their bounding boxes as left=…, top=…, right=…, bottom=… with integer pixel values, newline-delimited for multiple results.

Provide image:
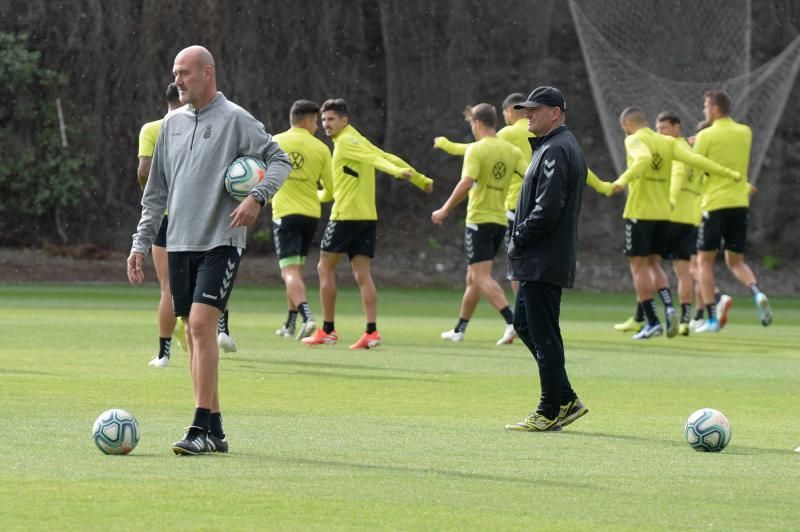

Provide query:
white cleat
left=496, top=323, right=517, bottom=345
left=441, top=329, right=465, bottom=342
left=275, top=325, right=296, bottom=337
left=688, top=318, right=705, bottom=332
left=755, top=292, right=773, bottom=327
left=716, top=294, right=733, bottom=329
left=295, top=319, right=317, bottom=340
left=217, top=332, right=237, bottom=353
left=148, top=355, right=169, bottom=367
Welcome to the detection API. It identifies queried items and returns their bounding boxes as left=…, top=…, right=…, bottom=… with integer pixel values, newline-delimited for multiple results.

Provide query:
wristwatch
left=249, top=190, right=266, bottom=207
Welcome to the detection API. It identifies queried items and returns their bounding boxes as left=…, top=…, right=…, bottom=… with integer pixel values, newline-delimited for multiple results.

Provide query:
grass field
left=1, top=283, right=798, bottom=530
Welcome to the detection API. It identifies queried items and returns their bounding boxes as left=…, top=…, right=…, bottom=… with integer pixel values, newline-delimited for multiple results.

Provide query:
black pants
left=513, top=280, right=576, bottom=419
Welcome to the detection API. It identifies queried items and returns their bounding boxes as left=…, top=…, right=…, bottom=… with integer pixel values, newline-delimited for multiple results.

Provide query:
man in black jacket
left=504, top=86, right=589, bottom=432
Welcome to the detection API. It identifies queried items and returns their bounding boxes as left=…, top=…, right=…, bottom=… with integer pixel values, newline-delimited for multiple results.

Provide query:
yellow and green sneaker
left=505, top=412, right=561, bottom=432
left=557, top=398, right=588, bottom=428
left=614, top=317, right=644, bottom=333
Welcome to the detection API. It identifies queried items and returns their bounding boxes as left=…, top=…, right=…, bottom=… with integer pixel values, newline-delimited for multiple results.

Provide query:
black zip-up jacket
left=507, top=124, right=586, bottom=288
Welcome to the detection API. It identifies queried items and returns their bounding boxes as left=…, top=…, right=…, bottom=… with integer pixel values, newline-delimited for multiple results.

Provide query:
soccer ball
left=224, top=156, right=266, bottom=201
left=684, top=408, right=731, bottom=452
left=92, top=408, right=140, bottom=455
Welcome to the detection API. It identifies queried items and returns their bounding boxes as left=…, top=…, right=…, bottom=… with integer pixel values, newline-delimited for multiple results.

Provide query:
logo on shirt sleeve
left=543, top=158, right=555, bottom=177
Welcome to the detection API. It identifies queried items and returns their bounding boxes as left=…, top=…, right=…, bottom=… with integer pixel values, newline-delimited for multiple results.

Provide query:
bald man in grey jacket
left=127, top=45, right=291, bottom=455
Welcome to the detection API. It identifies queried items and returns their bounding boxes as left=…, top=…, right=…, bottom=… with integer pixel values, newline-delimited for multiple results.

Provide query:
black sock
left=192, top=407, right=211, bottom=432
left=217, top=310, right=230, bottom=335
left=642, top=299, right=659, bottom=326
left=158, top=337, right=171, bottom=358
left=499, top=306, right=513, bottom=325
left=209, top=412, right=225, bottom=438
left=680, top=303, right=692, bottom=324
left=694, top=308, right=704, bottom=320
left=285, top=309, right=298, bottom=329
left=706, top=303, right=717, bottom=321
left=366, top=322, right=377, bottom=334
left=297, top=302, right=312, bottom=322
left=713, top=291, right=722, bottom=304
left=323, top=321, right=335, bottom=334
left=749, top=283, right=761, bottom=296
left=657, top=287, right=674, bottom=309
left=455, top=318, right=469, bottom=333
left=634, top=302, right=644, bottom=322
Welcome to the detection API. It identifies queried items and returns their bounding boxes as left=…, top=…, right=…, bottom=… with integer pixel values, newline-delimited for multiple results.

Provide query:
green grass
left=1, top=283, right=798, bottom=530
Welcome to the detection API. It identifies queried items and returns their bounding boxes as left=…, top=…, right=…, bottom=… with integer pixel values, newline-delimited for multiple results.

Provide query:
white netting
left=569, top=0, right=800, bottom=185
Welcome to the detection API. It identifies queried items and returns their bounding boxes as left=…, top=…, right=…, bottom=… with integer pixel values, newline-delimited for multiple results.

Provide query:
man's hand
left=424, top=182, right=433, bottom=193
left=230, top=195, right=262, bottom=227
left=399, top=168, right=413, bottom=181
left=431, top=208, right=448, bottom=225
left=433, top=137, right=447, bottom=149
left=611, top=183, right=625, bottom=195
left=126, top=252, right=145, bottom=284
left=749, top=183, right=758, bottom=196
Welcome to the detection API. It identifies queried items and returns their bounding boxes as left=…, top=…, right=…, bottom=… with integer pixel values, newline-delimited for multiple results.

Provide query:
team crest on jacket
left=203, top=125, right=212, bottom=139
left=289, top=152, right=305, bottom=170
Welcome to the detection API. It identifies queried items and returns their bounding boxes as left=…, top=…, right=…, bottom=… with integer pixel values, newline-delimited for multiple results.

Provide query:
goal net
left=570, top=0, right=800, bottom=186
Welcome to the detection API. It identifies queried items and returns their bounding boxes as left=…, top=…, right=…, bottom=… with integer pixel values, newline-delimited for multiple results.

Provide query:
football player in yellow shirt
left=137, top=82, right=183, bottom=367
left=272, top=100, right=334, bottom=340
left=431, top=103, right=528, bottom=345
left=302, top=98, right=433, bottom=349
left=611, top=107, right=741, bottom=340
left=693, top=89, right=772, bottom=331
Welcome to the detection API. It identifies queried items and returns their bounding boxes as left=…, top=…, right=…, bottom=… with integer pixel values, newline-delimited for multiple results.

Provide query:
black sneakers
left=206, top=432, right=229, bottom=453
left=172, top=426, right=209, bottom=455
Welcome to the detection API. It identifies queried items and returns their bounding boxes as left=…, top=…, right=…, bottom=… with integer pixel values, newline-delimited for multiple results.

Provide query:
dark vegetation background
left=1, top=1, right=799, bottom=289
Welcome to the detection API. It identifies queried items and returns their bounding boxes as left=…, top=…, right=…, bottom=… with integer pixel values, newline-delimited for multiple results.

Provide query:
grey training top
left=131, top=92, right=291, bottom=254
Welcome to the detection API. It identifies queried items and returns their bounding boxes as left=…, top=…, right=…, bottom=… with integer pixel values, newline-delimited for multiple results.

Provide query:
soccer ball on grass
left=224, top=156, right=266, bottom=201
left=684, top=408, right=731, bottom=452
left=92, top=408, right=140, bottom=455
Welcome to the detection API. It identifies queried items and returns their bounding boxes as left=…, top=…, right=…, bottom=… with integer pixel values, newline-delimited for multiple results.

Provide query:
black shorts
left=664, top=222, right=697, bottom=261
left=153, top=215, right=168, bottom=248
left=623, top=219, right=670, bottom=257
left=465, top=223, right=506, bottom=264
left=697, top=207, right=748, bottom=253
left=274, top=214, right=319, bottom=262
left=320, top=220, right=377, bottom=259
left=168, top=246, right=242, bottom=317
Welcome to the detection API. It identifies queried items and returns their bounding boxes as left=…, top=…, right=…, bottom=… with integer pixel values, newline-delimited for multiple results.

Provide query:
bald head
left=173, top=45, right=217, bottom=109
left=619, top=106, right=648, bottom=135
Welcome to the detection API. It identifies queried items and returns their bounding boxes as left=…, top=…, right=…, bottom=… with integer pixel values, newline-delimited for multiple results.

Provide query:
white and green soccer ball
left=92, top=408, right=140, bottom=455
left=224, top=156, right=266, bottom=201
left=684, top=408, right=731, bottom=452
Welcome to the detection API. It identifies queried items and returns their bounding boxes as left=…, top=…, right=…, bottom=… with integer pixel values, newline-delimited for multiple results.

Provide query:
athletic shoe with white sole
left=350, top=331, right=381, bottom=350
left=755, top=292, right=773, bottom=326
left=275, top=324, right=296, bottom=337
left=505, top=412, right=562, bottom=432
left=302, top=329, right=338, bottom=346
left=689, top=318, right=705, bottom=332
left=496, top=323, right=517, bottom=345
left=716, top=294, right=733, bottom=329
left=665, top=307, right=678, bottom=338
left=614, top=317, right=644, bottom=333
left=295, top=319, right=317, bottom=340
left=172, top=426, right=209, bottom=456
left=217, top=332, right=237, bottom=353
left=206, top=433, right=229, bottom=453
left=632, top=323, right=663, bottom=339
left=695, top=318, right=720, bottom=333
left=148, top=354, right=169, bottom=367
left=441, top=329, right=465, bottom=342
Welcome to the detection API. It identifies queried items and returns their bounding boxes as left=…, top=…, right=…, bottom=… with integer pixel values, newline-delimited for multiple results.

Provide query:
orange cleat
left=301, top=329, right=338, bottom=346
left=349, top=331, right=382, bottom=350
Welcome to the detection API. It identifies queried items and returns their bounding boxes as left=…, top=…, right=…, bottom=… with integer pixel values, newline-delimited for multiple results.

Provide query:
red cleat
left=301, top=329, right=338, bottom=346
left=349, top=331, right=382, bottom=350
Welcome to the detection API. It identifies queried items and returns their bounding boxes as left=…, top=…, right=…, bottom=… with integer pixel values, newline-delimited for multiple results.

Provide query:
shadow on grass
left=265, top=455, right=589, bottom=489
left=0, top=368, right=58, bottom=376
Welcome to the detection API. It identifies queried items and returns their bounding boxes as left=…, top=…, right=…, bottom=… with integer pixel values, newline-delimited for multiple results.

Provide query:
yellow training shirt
left=613, top=127, right=740, bottom=221
left=325, top=124, right=432, bottom=221
left=693, top=116, right=752, bottom=212
left=669, top=137, right=704, bottom=226
left=462, top=136, right=527, bottom=226
left=272, top=127, right=333, bottom=219
left=138, top=119, right=163, bottom=159
left=497, top=118, right=534, bottom=210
